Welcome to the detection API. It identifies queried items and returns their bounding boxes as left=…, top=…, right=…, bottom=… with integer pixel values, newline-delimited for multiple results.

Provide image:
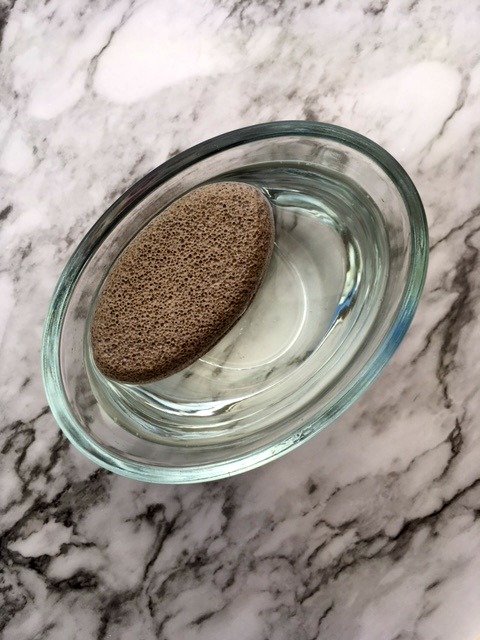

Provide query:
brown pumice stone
left=90, top=182, right=275, bottom=384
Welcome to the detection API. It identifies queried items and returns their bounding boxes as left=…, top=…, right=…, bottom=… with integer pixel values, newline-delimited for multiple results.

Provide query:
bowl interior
left=42, top=123, right=428, bottom=483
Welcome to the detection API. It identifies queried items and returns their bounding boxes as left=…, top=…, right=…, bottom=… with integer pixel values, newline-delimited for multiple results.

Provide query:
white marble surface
left=1, top=0, right=480, bottom=638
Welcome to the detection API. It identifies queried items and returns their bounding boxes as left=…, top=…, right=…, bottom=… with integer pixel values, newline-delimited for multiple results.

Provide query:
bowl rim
left=42, top=121, right=428, bottom=483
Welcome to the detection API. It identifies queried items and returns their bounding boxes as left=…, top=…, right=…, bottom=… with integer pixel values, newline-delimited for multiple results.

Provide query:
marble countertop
left=1, top=1, right=480, bottom=638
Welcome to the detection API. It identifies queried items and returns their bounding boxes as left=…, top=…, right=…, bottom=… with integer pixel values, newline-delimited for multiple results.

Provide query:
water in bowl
left=85, top=161, right=389, bottom=444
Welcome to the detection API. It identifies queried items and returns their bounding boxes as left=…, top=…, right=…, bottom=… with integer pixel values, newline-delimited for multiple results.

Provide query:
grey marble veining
left=1, top=1, right=480, bottom=638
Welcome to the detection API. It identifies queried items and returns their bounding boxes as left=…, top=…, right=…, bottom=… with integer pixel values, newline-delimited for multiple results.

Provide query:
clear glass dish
left=42, top=122, right=428, bottom=483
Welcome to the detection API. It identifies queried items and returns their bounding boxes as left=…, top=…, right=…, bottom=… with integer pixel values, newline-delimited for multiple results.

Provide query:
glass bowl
left=42, top=122, right=428, bottom=483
